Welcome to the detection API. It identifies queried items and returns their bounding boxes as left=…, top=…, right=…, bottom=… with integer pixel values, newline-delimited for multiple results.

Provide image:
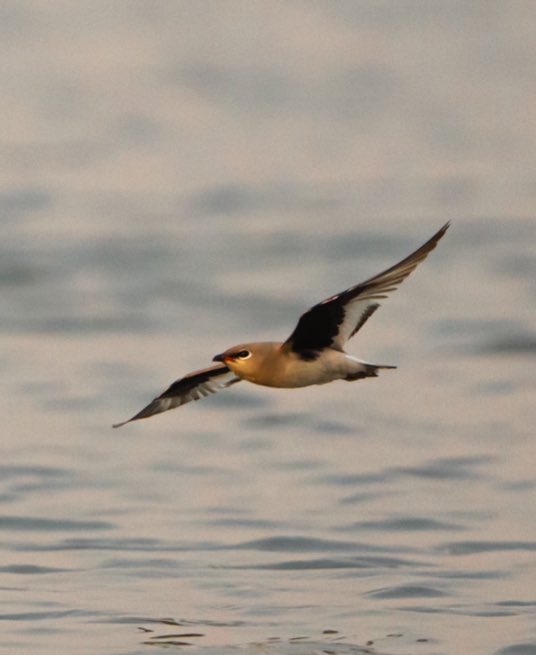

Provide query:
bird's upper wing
left=283, top=222, right=450, bottom=357
left=113, top=364, right=241, bottom=427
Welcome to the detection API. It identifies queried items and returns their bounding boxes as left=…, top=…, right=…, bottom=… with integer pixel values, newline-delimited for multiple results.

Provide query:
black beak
left=212, top=353, right=225, bottom=362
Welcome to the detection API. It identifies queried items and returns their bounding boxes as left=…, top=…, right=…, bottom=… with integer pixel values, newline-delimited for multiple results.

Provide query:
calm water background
left=2, top=3, right=536, bottom=654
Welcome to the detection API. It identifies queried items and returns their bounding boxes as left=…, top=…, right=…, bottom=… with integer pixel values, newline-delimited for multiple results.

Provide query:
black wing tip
left=415, top=220, right=451, bottom=254
left=112, top=397, right=163, bottom=428
left=436, top=220, right=451, bottom=238
left=428, top=221, right=451, bottom=246
left=112, top=414, right=143, bottom=428
left=112, top=419, right=130, bottom=429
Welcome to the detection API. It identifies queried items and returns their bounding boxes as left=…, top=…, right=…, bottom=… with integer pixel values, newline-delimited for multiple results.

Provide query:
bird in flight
left=113, top=222, right=449, bottom=427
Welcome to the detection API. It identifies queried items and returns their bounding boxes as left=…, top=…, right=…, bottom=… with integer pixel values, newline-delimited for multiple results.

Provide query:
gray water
left=2, top=3, right=536, bottom=654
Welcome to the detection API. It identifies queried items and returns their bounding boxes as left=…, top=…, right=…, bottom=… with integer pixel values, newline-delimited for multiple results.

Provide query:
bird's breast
left=243, top=350, right=345, bottom=389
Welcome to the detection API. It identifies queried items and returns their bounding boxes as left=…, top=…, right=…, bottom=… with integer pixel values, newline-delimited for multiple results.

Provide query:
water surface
left=2, top=3, right=536, bottom=654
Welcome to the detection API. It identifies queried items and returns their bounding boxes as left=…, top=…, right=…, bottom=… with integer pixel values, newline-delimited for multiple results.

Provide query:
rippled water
left=2, top=3, right=536, bottom=655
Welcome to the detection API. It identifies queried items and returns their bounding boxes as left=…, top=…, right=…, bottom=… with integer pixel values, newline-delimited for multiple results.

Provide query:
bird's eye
left=236, top=350, right=251, bottom=360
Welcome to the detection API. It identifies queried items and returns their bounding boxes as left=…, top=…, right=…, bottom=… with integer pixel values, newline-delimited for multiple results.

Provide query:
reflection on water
left=2, top=2, right=536, bottom=655
left=138, top=623, right=385, bottom=654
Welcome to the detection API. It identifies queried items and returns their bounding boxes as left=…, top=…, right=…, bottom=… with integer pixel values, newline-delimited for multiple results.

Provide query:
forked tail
left=345, top=362, right=396, bottom=381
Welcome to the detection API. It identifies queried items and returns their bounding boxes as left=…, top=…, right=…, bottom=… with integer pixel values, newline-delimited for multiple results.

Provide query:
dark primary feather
left=284, top=222, right=450, bottom=356
left=283, top=300, right=346, bottom=355
left=113, top=364, right=240, bottom=428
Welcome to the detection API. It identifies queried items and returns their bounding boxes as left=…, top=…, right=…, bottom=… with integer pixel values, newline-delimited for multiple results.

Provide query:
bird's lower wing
left=283, top=222, right=450, bottom=356
left=113, top=364, right=241, bottom=428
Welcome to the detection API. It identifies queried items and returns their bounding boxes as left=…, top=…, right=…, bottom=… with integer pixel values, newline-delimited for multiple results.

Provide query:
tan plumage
left=113, top=222, right=449, bottom=427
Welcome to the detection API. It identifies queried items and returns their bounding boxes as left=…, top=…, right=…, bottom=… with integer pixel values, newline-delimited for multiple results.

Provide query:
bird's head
left=212, top=342, right=277, bottom=380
